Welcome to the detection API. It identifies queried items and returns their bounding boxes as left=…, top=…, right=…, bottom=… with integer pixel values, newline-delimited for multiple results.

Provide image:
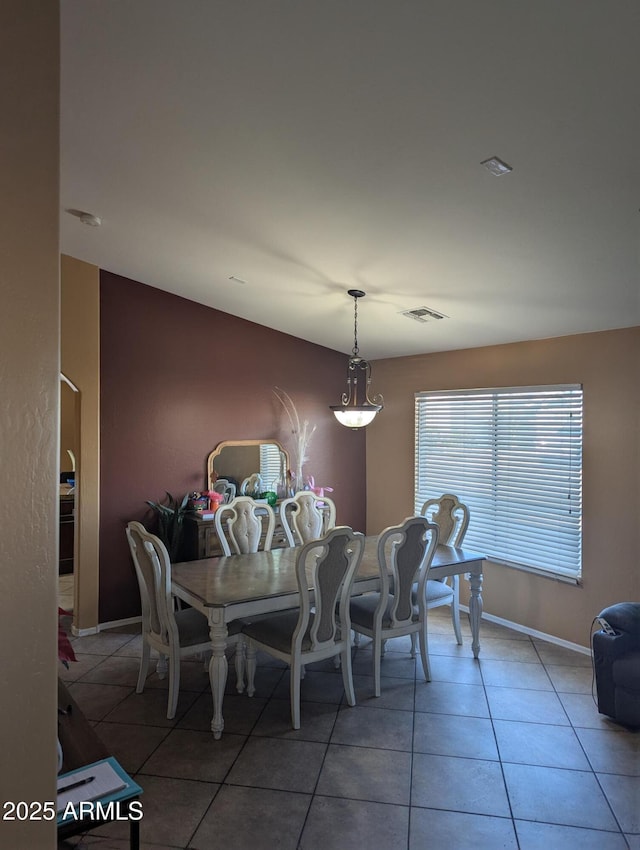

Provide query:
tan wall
left=367, top=327, right=639, bottom=648
left=61, top=255, right=101, bottom=631
left=0, top=1, right=59, bottom=846
left=60, top=380, right=78, bottom=472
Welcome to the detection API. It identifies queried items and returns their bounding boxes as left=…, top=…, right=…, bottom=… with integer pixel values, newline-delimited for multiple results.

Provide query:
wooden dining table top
left=171, top=535, right=484, bottom=611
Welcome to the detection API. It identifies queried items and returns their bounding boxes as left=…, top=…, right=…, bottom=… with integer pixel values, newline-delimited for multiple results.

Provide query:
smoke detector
left=400, top=306, right=448, bottom=323
left=66, top=208, right=102, bottom=226
left=79, top=212, right=101, bottom=227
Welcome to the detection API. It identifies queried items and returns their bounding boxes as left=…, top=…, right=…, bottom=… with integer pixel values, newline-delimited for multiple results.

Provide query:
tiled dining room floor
left=59, top=609, right=638, bottom=850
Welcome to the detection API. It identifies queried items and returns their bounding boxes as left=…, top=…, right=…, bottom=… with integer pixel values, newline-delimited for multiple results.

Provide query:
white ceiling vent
left=400, top=306, right=448, bottom=323
left=481, top=156, right=513, bottom=176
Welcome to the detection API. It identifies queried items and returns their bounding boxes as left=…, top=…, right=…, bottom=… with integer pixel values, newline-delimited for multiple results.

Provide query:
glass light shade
left=331, top=406, right=380, bottom=429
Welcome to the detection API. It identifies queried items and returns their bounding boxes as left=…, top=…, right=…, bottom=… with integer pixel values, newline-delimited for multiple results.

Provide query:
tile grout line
left=478, top=637, right=520, bottom=846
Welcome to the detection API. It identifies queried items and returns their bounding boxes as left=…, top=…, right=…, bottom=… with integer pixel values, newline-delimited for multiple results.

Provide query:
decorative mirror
left=206, top=440, right=290, bottom=495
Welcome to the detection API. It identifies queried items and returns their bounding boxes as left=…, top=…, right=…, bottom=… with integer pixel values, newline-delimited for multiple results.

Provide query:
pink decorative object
left=306, top=475, right=334, bottom=499
left=205, top=490, right=225, bottom=511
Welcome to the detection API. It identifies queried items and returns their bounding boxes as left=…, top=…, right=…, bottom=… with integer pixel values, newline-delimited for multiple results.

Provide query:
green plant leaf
left=145, top=491, right=190, bottom=561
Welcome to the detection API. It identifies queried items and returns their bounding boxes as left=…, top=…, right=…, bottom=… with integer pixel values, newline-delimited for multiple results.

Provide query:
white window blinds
left=415, top=385, right=583, bottom=579
left=259, top=444, right=283, bottom=491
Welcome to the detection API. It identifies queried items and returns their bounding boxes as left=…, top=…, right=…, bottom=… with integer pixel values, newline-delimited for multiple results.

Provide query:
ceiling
left=60, top=1, right=640, bottom=360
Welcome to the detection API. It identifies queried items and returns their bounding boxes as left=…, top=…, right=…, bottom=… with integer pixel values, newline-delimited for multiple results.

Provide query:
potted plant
left=146, top=491, right=190, bottom=561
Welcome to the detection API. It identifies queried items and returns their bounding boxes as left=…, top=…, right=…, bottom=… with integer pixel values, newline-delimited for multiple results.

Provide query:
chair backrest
left=292, top=526, right=365, bottom=653
left=377, top=516, right=440, bottom=628
left=214, top=495, right=276, bottom=555
left=420, top=493, right=469, bottom=547
left=280, top=491, right=337, bottom=546
left=125, top=521, right=175, bottom=645
left=212, top=478, right=237, bottom=504
left=240, top=473, right=263, bottom=496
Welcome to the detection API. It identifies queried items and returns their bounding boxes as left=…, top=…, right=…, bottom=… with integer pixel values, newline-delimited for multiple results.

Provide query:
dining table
left=171, top=535, right=485, bottom=738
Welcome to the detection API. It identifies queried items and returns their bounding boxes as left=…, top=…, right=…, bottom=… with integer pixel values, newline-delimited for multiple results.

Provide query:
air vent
left=481, top=156, right=513, bottom=176
left=400, top=306, right=448, bottom=323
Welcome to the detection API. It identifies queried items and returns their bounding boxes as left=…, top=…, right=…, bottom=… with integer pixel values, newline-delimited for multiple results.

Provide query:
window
left=415, top=385, right=583, bottom=580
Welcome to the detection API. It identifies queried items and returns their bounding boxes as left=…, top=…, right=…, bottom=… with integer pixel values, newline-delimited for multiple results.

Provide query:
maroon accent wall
left=99, top=271, right=366, bottom=622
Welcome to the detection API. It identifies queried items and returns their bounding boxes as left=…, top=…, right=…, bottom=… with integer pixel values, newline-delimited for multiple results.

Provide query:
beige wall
left=60, top=379, right=78, bottom=472
left=367, top=327, right=639, bottom=647
left=0, top=2, right=59, bottom=846
left=61, top=255, right=101, bottom=631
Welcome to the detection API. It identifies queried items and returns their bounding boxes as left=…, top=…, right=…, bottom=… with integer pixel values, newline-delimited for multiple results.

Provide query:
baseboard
left=71, top=624, right=99, bottom=637
left=99, top=615, right=143, bottom=632
left=89, top=609, right=591, bottom=655
left=460, top=606, right=591, bottom=655
left=71, top=614, right=142, bottom=637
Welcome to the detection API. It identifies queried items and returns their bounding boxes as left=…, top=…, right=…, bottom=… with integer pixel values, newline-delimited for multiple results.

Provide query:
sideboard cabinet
left=184, top=509, right=289, bottom=560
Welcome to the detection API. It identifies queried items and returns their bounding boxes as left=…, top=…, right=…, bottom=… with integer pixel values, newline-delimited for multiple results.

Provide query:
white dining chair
left=214, top=496, right=276, bottom=555
left=243, top=526, right=365, bottom=729
left=212, top=477, right=237, bottom=504
left=279, top=491, right=337, bottom=546
left=126, top=521, right=245, bottom=717
left=420, top=493, right=470, bottom=645
left=350, top=516, right=440, bottom=696
left=240, top=473, right=264, bottom=497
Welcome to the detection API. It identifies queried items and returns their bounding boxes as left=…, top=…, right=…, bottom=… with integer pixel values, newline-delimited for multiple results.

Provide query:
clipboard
left=57, top=757, right=142, bottom=821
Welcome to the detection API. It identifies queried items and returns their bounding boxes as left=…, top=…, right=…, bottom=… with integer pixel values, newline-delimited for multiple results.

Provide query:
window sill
left=485, top=557, right=581, bottom=586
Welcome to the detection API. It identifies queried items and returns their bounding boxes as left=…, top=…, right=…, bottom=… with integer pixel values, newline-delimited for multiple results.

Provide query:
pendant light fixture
left=330, top=289, right=383, bottom=428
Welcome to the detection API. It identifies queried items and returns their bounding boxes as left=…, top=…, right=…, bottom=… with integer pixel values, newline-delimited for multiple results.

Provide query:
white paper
left=57, top=760, right=127, bottom=813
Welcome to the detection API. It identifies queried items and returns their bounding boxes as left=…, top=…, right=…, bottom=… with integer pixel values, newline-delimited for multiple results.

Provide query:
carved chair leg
left=333, top=626, right=342, bottom=667
left=137, top=641, right=151, bottom=693
left=235, top=639, right=245, bottom=693
left=419, top=624, right=432, bottom=682
left=451, top=576, right=463, bottom=645
left=156, top=653, right=168, bottom=680
left=341, top=645, right=356, bottom=706
left=290, top=657, right=302, bottom=730
left=245, top=640, right=257, bottom=697
left=166, top=644, right=181, bottom=719
left=373, top=635, right=383, bottom=698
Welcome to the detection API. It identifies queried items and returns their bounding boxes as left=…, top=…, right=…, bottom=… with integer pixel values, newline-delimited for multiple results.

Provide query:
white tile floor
left=58, top=609, right=639, bottom=849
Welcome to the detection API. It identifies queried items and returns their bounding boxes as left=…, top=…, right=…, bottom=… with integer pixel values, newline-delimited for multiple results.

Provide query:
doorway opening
left=59, top=374, right=79, bottom=618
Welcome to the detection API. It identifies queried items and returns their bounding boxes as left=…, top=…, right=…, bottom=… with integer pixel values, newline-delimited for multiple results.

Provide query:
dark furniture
left=184, top=512, right=223, bottom=559
left=58, top=680, right=108, bottom=772
left=592, top=602, right=640, bottom=728
left=57, top=680, right=141, bottom=849
left=59, top=496, right=74, bottom=575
